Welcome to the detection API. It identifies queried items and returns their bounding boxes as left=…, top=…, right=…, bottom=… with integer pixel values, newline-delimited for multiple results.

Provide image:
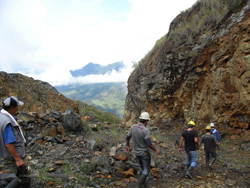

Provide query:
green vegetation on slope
left=56, top=82, right=126, bottom=118
left=75, top=100, right=122, bottom=124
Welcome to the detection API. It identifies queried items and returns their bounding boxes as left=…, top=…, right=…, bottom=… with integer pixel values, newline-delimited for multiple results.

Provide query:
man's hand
left=156, top=149, right=160, bottom=155
left=178, top=148, right=181, bottom=153
left=125, top=146, right=130, bottom=154
left=15, top=158, right=24, bottom=168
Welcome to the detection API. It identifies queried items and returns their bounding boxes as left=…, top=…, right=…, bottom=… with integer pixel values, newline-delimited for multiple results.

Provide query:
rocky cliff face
left=0, top=71, right=78, bottom=114
left=124, top=0, right=250, bottom=131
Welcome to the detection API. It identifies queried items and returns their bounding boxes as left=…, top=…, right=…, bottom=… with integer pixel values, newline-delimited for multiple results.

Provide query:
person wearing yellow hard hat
left=178, top=120, right=198, bottom=180
left=198, top=125, right=220, bottom=170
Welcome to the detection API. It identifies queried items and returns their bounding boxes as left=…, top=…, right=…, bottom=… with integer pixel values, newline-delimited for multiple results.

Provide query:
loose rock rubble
left=0, top=110, right=250, bottom=188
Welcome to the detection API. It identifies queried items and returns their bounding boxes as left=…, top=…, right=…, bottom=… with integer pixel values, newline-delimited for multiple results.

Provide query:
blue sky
left=0, top=0, right=197, bottom=86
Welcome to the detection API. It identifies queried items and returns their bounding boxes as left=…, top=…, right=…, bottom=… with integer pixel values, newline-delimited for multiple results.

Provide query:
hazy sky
left=0, top=0, right=197, bottom=86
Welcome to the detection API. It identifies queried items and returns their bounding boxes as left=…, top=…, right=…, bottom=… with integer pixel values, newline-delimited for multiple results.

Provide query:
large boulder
left=60, top=110, right=83, bottom=131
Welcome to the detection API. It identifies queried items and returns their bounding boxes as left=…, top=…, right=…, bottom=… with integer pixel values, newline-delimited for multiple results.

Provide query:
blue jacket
left=211, top=128, right=221, bottom=142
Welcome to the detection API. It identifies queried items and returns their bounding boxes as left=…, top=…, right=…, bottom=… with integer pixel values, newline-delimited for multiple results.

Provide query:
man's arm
left=215, top=130, right=221, bottom=144
left=198, top=142, right=202, bottom=149
left=178, top=137, right=184, bottom=153
left=3, top=124, right=24, bottom=167
left=213, top=136, right=220, bottom=149
left=194, top=137, right=199, bottom=149
left=198, top=137, right=204, bottom=150
left=144, top=138, right=160, bottom=154
left=149, top=144, right=160, bottom=155
left=125, top=135, right=131, bottom=153
left=5, top=143, right=24, bottom=167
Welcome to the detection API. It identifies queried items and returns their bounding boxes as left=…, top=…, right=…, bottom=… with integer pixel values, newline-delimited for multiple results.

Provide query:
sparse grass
left=86, top=125, right=92, bottom=132
left=111, top=127, right=118, bottom=140
left=64, top=160, right=70, bottom=175
left=152, top=134, right=160, bottom=140
left=75, top=175, right=92, bottom=186
left=37, top=167, right=60, bottom=184
left=96, top=137, right=101, bottom=143
left=97, top=125, right=102, bottom=132
left=81, top=163, right=96, bottom=175
left=130, top=0, right=245, bottom=76
left=189, top=52, right=199, bottom=58
left=76, top=100, right=122, bottom=124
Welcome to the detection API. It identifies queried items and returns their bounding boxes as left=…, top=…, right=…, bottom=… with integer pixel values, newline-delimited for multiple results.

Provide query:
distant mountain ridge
left=70, top=62, right=125, bottom=77
left=55, top=82, right=126, bottom=118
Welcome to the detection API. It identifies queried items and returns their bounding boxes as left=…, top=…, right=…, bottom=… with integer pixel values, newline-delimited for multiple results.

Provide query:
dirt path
left=124, top=131, right=250, bottom=188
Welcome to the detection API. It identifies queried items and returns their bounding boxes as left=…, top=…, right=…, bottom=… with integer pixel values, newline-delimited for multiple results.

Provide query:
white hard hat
left=139, top=112, right=150, bottom=120
left=210, top=123, right=215, bottom=127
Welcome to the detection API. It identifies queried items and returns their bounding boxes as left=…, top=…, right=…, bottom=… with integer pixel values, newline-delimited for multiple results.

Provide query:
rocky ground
left=0, top=111, right=250, bottom=188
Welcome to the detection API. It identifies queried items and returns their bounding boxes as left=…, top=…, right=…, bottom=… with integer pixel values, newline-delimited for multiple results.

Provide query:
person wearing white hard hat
left=0, top=96, right=31, bottom=187
left=178, top=121, right=198, bottom=180
left=210, top=123, right=221, bottom=145
left=125, top=112, right=160, bottom=188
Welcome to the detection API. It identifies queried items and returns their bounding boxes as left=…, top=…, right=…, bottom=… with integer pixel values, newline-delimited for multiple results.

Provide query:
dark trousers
left=136, top=152, right=151, bottom=175
left=205, top=151, right=216, bottom=161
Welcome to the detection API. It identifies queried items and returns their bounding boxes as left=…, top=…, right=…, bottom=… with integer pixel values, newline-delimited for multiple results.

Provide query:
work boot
left=138, top=174, right=147, bottom=188
left=206, top=161, right=210, bottom=170
left=186, top=166, right=195, bottom=180
left=209, top=157, right=216, bottom=169
left=187, top=164, right=190, bottom=170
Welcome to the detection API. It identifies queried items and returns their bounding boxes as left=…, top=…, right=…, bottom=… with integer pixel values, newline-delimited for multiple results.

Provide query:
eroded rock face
left=124, top=2, right=250, bottom=130
left=0, top=72, right=78, bottom=114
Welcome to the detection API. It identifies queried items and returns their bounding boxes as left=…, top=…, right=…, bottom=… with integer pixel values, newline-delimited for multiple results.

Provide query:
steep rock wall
left=124, top=1, right=250, bottom=130
left=0, top=71, right=79, bottom=114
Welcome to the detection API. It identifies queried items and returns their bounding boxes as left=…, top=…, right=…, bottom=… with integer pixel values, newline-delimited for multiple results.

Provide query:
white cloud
left=25, top=61, right=133, bottom=86
left=0, top=0, right=197, bottom=85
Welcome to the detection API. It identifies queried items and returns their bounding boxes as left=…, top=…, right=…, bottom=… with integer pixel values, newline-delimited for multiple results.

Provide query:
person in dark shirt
left=198, top=125, right=219, bottom=170
left=178, top=121, right=198, bottom=180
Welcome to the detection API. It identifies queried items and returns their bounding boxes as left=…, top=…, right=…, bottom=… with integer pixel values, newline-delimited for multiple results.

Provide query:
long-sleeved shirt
left=211, top=128, right=221, bottom=142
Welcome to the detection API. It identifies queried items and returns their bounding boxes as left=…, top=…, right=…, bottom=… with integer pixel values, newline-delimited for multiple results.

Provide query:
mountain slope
left=124, top=0, right=250, bottom=130
left=0, top=71, right=78, bottom=114
left=56, top=82, right=127, bottom=118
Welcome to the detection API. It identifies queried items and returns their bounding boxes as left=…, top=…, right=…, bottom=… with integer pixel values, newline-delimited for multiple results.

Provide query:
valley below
left=56, top=82, right=127, bottom=119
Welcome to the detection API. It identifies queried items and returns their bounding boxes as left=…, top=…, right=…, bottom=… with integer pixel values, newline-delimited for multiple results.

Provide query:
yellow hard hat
left=188, top=121, right=195, bottom=126
left=205, top=126, right=211, bottom=130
